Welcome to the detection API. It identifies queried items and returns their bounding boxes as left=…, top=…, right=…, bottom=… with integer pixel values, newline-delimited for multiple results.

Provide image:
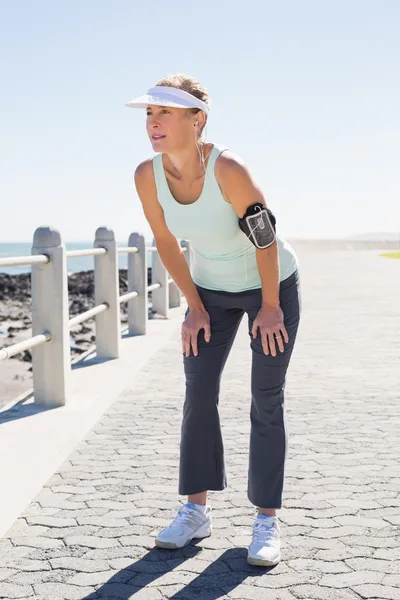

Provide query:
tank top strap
left=152, top=153, right=169, bottom=204
left=206, top=143, right=229, bottom=173
left=200, top=144, right=229, bottom=198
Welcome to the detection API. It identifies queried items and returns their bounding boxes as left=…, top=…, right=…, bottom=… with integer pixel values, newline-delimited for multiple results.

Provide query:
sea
left=0, top=242, right=153, bottom=275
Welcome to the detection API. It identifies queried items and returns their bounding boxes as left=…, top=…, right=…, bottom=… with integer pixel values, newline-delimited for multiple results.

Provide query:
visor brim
left=125, top=93, right=196, bottom=110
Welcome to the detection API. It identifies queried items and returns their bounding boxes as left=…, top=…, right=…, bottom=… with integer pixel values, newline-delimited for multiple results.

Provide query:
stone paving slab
left=1, top=247, right=399, bottom=600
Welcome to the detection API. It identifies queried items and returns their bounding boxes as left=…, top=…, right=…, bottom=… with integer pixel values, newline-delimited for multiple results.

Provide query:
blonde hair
left=155, top=73, right=210, bottom=132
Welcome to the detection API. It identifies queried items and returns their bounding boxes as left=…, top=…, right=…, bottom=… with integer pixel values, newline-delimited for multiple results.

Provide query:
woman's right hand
left=182, top=308, right=211, bottom=357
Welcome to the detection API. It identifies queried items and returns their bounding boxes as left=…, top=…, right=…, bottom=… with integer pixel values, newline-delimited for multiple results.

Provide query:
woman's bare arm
left=215, top=152, right=280, bottom=308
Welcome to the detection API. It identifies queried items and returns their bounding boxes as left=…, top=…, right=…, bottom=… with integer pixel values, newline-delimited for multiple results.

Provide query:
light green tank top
left=152, top=144, right=299, bottom=292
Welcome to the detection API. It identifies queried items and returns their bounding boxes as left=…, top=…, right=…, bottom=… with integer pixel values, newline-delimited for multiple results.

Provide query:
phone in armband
left=238, top=203, right=277, bottom=249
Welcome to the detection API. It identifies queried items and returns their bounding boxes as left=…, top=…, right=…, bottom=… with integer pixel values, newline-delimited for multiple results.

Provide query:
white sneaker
left=247, top=515, right=281, bottom=566
left=155, top=503, right=212, bottom=549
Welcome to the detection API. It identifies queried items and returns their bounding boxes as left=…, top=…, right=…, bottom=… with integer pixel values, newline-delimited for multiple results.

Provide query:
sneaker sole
left=155, top=527, right=212, bottom=550
left=247, top=554, right=281, bottom=567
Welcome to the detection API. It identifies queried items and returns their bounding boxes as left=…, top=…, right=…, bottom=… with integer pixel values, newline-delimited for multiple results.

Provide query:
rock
left=0, top=273, right=31, bottom=302
left=71, top=346, right=86, bottom=354
left=74, top=338, right=91, bottom=345
left=22, top=350, right=32, bottom=362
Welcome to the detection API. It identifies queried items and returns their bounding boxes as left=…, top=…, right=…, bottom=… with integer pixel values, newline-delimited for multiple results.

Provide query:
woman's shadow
left=82, top=542, right=275, bottom=599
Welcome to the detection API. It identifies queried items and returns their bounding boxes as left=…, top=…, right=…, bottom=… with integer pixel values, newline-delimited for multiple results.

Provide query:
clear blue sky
left=1, top=0, right=399, bottom=242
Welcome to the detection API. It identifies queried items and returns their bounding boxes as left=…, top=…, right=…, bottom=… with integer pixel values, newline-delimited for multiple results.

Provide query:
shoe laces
left=252, top=519, right=279, bottom=542
left=168, top=505, right=200, bottom=533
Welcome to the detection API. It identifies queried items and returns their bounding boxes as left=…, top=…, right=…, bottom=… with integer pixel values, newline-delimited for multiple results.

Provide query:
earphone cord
left=192, top=134, right=271, bottom=287
left=195, top=118, right=210, bottom=173
left=229, top=218, right=268, bottom=286
left=230, top=213, right=277, bottom=286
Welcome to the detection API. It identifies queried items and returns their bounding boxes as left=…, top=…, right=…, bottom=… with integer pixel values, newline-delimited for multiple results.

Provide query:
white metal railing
left=0, top=226, right=191, bottom=408
left=66, top=248, right=108, bottom=258
left=0, top=333, right=51, bottom=361
left=0, top=255, right=50, bottom=267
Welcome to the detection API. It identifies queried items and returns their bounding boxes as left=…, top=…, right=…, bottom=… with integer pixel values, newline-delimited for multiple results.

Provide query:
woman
left=126, top=73, right=301, bottom=566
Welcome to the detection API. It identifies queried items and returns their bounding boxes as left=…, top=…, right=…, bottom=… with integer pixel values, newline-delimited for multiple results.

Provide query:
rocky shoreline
left=0, top=268, right=154, bottom=361
left=0, top=269, right=153, bottom=407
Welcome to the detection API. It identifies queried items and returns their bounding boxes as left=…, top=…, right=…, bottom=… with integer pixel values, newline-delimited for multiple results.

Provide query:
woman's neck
left=163, top=143, right=212, bottom=182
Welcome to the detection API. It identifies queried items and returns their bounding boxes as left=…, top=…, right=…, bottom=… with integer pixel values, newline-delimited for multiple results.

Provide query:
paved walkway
left=1, top=248, right=399, bottom=600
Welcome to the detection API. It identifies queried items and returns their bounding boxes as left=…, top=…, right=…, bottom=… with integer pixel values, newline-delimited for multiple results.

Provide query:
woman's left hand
left=251, top=305, right=288, bottom=357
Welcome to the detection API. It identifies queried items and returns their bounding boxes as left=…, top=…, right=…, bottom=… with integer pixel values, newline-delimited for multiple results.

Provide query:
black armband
left=238, top=203, right=276, bottom=249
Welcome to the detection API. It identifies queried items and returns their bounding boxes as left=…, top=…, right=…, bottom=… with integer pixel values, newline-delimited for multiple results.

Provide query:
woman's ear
left=195, top=111, right=206, bottom=130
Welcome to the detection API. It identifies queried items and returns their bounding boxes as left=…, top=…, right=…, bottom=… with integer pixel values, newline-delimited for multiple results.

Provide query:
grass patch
left=380, top=252, right=400, bottom=259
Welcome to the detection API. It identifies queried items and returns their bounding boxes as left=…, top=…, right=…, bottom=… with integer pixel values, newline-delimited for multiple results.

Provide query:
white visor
left=125, top=85, right=209, bottom=114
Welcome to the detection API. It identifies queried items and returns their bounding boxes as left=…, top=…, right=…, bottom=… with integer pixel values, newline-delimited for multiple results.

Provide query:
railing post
left=31, top=226, right=69, bottom=407
left=151, top=238, right=169, bottom=317
left=94, top=227, right=120, bottom=359
left=128, top=232, right=147, bottom=335
left=169, top=279, right=181, bottom=308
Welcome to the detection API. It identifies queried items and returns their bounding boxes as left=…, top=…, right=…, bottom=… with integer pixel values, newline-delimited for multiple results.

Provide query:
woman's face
left=146, top=105, right=196, bottom=153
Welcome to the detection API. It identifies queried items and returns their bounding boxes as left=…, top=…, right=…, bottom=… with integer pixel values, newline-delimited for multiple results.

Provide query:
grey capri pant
left=179, top=270, right=301, bottom=509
